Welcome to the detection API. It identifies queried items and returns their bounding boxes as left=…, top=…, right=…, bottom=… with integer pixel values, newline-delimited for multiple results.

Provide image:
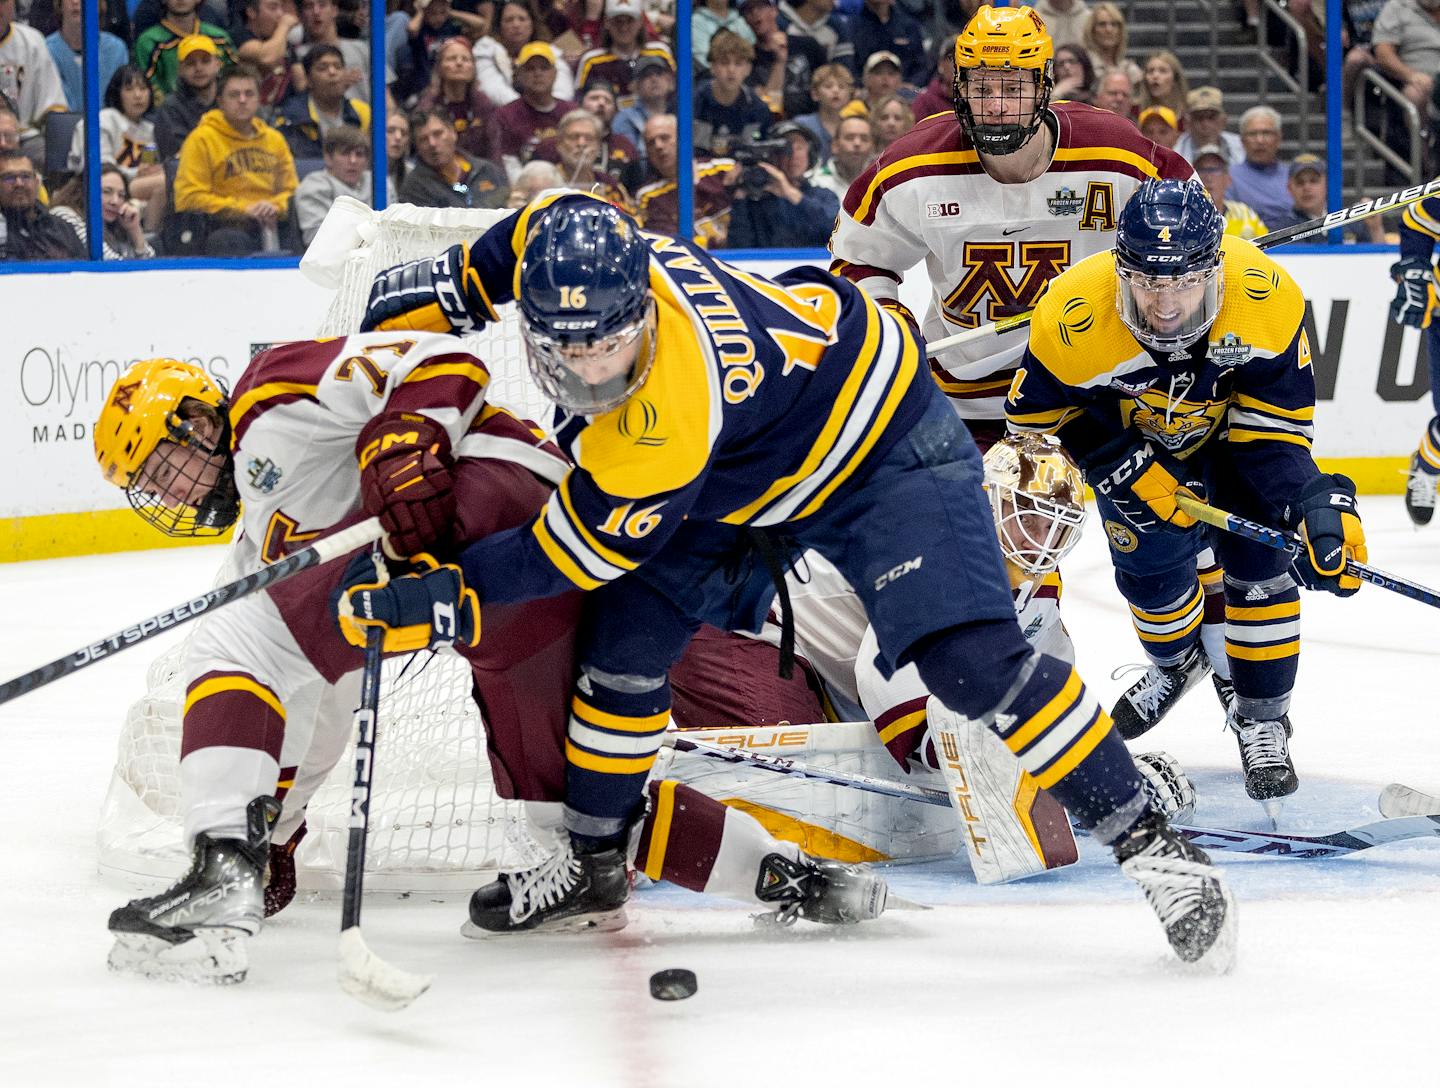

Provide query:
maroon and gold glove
left=357, top=412, right=456, bottom=557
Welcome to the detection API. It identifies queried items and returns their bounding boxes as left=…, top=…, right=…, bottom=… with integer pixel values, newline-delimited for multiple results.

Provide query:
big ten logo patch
left=943, top=240, right=1072, bottom=329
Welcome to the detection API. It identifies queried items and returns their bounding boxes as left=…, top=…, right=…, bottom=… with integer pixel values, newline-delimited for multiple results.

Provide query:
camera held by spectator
left=730, top=135, right=792, bottom=198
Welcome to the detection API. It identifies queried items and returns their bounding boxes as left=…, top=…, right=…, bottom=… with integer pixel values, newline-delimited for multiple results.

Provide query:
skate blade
left=1260, top=798, right=1285, bottom=830
left=883, top=893, right=931, bottom=912
left=459, top=906, right=629, bottom=939
left=107, top=928, right=249, bottom=985
left=1171, top=884, right=1238, bottom=977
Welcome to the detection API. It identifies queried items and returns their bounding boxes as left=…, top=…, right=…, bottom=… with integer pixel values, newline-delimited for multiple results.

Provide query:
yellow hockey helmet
left=95, top=359, right=239, bottom=537
left=953, top=5, right=1055, bottom=154
left=95, top=358, right=226, bottom=487
left=954, top=4, right=1054, bottom=72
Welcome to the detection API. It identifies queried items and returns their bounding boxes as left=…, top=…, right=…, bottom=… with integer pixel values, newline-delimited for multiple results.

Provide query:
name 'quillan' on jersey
left=1006, top=234, right=1318, bottom=500
left=829, top=102, right=1194, bottom=420
left=442, top=191, right=933, bottom=606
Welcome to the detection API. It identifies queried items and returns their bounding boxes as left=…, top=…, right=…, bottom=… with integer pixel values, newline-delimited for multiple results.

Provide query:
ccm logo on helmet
left=875, top=556, right=923, bottom=590
left=552, top=319, right=601, bottom=330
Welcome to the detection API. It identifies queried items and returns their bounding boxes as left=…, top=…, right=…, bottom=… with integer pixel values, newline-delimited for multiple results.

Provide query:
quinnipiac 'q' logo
left=1046, top=187, right=1084, bottom=216
left=618, top=398, right=665, bottom=446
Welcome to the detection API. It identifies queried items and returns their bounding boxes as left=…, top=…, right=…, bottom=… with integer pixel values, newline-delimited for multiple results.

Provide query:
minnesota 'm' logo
left=618, top=398, right=665, bottom=446
left=111, top=379, right=142, bottom=413
left=943, top=241, right=1071, bottom=329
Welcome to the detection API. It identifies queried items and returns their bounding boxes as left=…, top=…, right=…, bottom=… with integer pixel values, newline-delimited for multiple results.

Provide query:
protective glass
left=988, top=481, right=1086, bottom=575
left=1115, top=263, right=1223, bottom=352
left=524, top=304, right=656, bottom=415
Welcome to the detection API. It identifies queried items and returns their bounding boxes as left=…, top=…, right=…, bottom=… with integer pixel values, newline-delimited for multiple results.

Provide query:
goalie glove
left=1084, top=431, right=1203, bottom=535
left=1388, top=257, right=1433, bottom=329
left=357, top=412, right=456, bottom=558
left=361, top=244, right=488, bottom=335
left=1288, top=473, right=1366, bottom=597
left=336, top=551, right=481, bottom=653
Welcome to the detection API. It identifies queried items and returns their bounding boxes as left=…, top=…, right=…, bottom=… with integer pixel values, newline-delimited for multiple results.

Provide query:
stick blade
left=337, top=926, right=432, bottom=1011
left=1379, top=782, right=1440, bottom=819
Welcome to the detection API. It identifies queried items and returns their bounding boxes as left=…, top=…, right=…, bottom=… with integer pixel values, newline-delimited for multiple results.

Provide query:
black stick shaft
left=341, top=627, right=385, bottom=932
left=0, top=518, right=383, bottom=708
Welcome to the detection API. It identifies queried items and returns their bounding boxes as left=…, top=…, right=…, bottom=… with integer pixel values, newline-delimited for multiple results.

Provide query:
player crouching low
left=1006, top=179, right=1368, bottom=818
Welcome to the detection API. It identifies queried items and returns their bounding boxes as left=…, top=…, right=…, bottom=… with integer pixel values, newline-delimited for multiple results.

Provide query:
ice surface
left=2, top=501, right=1439, bottom=1085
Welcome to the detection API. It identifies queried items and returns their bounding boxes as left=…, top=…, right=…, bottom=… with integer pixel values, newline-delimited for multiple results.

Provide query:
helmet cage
left=989, top=481, right=1085, bottom=575
left=1114, top=262, right=1223, bottom=353
left=525, top=300, right=657, bottom=416
left=125, top=405, right=239, bottom=538
left=953, top=63, right=1052, bottom=155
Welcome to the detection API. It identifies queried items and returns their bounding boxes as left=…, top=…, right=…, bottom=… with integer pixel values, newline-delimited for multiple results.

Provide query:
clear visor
left=1115, top=263, right=1222, bottom=352
left=988, top=482, right=1086, bottom=575
left=524, top=306, right=655, bottom=416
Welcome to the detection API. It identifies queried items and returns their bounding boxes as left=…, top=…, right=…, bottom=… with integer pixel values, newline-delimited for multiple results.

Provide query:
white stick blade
left=337, top=926, right=433, bottom=1011
left=1379, top=782, right=1440, bottom=819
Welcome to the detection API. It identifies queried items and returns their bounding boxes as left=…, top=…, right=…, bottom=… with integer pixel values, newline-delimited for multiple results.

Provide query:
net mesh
left=99, top=203, right=549, bottom=891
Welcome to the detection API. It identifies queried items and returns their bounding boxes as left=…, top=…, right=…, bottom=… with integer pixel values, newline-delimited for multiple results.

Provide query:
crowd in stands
left=0, top=0, right=1388, bottom=260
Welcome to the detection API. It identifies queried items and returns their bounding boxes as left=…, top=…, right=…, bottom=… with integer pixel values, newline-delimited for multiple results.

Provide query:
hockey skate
left=1114, top=811, right=1236, bottom=972
left=753, top=853, right=889, bottom=927
left=1109, top=646, right=1211, bottom=740
left=1404, top=452, right=1437, bottom=527
left=107, top=796, right=279, bottom=985
left=462, top=838, right=630, bottom=936
left=1228, top=707, right=1298, bottom=822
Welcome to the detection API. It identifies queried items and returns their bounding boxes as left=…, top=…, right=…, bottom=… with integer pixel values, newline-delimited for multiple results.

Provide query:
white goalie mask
left=982, top=433, right=1086, bottom=575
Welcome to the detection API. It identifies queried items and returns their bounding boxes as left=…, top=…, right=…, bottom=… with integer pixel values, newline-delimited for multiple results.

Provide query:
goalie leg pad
left=926, top=696, right=1077, bottom=884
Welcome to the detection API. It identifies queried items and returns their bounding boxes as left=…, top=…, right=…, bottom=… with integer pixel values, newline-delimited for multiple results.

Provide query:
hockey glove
left=1084, top=432, right=1203, bottom=535
left=357, top=412, right=456, bottom=558
left=1288, top=473, right=1367, bottom=597
left=1389, top=257, right=1433, bottom=329
left=337, top=551, right=481, bottom=653
left=361, top=244, right=486, bottom=334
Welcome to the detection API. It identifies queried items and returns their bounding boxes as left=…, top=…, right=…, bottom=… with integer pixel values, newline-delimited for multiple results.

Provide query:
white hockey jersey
left=227, top=332, right=565, bottom=570
left=855, top=572, right=1070, bottom=768
left=829, top=102, right=1195, bottom=422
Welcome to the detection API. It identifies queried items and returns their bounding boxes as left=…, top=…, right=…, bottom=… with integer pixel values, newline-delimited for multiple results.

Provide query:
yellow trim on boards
left=0, top=509, right=232, bottom=564
left=0, top=457, right=1412, bottom=565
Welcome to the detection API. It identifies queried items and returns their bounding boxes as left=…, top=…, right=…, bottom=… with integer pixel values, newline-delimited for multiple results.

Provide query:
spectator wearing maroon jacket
left=547, top=108, right=630, bottom=207
left=417, top=37, right=497, bottom=161
left=631, top=112, right=734, bottom=247
left=488, top=40, right=575, bottom=179
left=910, top=33, right=956, bottom=120
left=532, top=79, right=637, bottom=173
left=400, top=105, right=509, bottom=207
left=574, top=0, right=673, bottom=104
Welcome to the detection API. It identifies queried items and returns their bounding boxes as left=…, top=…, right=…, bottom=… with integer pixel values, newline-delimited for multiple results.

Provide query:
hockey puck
left=648, top=968, right=697, bottom=1001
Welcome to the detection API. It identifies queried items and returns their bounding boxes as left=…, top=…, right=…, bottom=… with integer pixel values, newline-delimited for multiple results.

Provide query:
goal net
left=97, top=201, right=553, bottom=892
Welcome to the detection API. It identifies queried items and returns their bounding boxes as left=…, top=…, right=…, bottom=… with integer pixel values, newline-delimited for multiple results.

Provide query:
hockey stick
left=0, top=517, right=386, bottom=707
left=1378, top=782, right=1440, bottom=818
left=1174, top=494, right=1440, bottom=610
left=670, top=734, right=1440, bottom=859
left=923, top=177, right=1440, bottom=358
left=337, top=624, right=433, bottom=1011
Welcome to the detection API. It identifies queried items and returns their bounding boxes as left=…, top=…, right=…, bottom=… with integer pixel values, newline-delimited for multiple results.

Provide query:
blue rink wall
left=0, top=246, right=1426, bottom=563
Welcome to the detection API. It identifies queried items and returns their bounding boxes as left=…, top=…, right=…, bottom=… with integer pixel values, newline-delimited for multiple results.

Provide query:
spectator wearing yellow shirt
left=1193, top=142, right=1266, bottom=240
left=174, top=65, right=298, bottom=255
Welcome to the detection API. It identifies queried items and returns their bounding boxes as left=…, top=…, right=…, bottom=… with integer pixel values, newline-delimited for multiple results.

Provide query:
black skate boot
left=1228, top=708, right=1298, bottom=820
left=1404, top=452, right=1437, bottom=527
left=754, top=853, right=888, bottom=926
left=1113, top=810, right=1236, bottom=972
left=463, top=838, right=630, bottom=936
left=1212, top=674, right=1235, bottom=713
left=1110, top=646, right=1211, bottom=740
left=108, top=796, right=280, bottom=984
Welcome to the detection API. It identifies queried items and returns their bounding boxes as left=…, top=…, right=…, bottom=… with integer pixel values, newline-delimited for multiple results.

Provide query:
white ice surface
left=3, top=502, right=1440, bottom=1085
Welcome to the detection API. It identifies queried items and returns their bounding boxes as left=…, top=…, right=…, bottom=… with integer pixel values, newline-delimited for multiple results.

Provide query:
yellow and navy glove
left=1084, top=432, right=1203, bottom=535
left=357, top=412, right=456, bottom=558
left=336, top=551, right=481, bottom=653
left=361, top=244, right=486, bottom=334
left=1290, top=473, right=1366, bottom=597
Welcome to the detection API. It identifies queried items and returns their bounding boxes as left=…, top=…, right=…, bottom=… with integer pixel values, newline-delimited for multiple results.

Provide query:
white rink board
left=0, top=249, right=1429, bottom=522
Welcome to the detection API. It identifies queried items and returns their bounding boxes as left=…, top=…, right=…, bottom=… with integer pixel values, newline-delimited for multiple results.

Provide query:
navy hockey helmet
left=1113, top=179, right=1225, bottom=352
left=518, top=201, right=656, bottom=415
